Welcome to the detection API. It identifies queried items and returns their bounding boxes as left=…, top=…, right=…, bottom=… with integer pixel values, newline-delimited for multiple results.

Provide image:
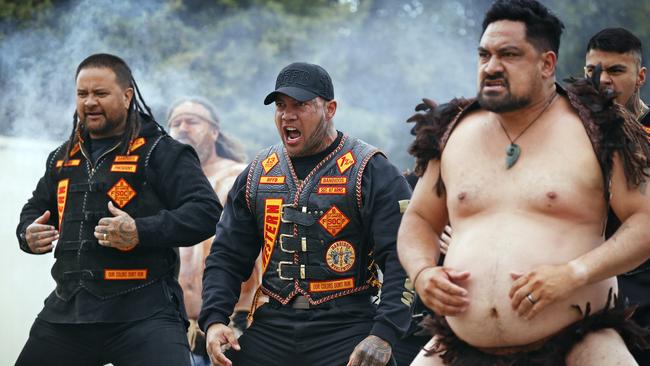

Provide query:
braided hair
left=62, top=53, right=161, bottom=166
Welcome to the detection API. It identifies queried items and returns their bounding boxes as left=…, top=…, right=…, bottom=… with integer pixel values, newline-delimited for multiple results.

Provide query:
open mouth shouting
left=283, top=126, right=303, bottom=147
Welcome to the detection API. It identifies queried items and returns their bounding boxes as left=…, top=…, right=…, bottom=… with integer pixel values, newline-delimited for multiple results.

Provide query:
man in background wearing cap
left=167, top=97, right=260, bottom=366
left=585, top=27, right=650, bottom=365
left=199, top=62, right=412, bottom=366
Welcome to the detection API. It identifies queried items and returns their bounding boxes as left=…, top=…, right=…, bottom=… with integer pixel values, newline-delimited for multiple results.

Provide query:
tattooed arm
left=346, top=335, right=392, bottom=366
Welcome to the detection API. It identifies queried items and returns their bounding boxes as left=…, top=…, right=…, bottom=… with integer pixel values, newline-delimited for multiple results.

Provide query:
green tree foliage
left=1, top=0, right=648, bottom=170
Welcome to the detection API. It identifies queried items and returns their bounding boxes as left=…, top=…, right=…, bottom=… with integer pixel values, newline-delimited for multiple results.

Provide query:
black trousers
left=226, top=301, right=397, bottom=366
left=15, top=307, right=191, bottom=366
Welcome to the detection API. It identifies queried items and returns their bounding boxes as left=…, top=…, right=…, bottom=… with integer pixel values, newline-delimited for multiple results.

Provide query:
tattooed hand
left=25, top=210, right=58, bottom=253
left=95, top=201, right=139, bottom=251
left=346, top=335, right=392, bottom=366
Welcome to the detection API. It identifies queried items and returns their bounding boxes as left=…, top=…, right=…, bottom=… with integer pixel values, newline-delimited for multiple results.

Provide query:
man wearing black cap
left=199, top=62, right=412, bottom=366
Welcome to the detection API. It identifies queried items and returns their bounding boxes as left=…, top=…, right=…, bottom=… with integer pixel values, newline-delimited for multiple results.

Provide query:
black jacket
left=17, top=114, right=222, bottom=323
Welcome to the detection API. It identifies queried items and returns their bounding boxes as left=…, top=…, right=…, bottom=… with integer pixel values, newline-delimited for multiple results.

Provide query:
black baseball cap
left=263, top=62, right=334, bottom=105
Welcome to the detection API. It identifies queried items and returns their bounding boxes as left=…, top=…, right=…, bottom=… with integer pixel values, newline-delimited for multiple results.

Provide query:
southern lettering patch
left=262, top=198, right=283, bottom=273
left=69, top=143, right=80, bottom=157
left=320, top=176, right=347, bottom=185
left=336, top=151, right=356, bottom=174
left=114, top=155, right=139, bottom=163
left=325, top=241, right=356, bottom=272
left=261, top=152, right=279, bottom=174
left=57, top=179, right=69, bottom=229
left=317, top=185, right=347, bottom=195
left=260, top=175, right=286, bottom=184
left=309, top=277, right=355, bottom=292
left=110, top=164, right=138, bottom=173
left=129, top=137, right=146, bottom=153
left=104, top=269, right=148, bottom=280
left=318, top=205, right=349, bottom=236
left=107, top=178, right=137, bottom=208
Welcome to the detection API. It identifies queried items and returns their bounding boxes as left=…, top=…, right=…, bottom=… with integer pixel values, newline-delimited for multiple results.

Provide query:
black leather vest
left=51, top=134, right=176, bottom=300
left=246, top=135, right=382, bottom=305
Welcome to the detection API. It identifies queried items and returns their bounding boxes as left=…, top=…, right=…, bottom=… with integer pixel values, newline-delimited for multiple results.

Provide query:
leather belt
left=281, top=205, right=316, bottom=226
left=271, top=294, right=373, bottom=310
left=279, top=234, right=323, bottom=253
left=277, top=262, right=330, bottom=280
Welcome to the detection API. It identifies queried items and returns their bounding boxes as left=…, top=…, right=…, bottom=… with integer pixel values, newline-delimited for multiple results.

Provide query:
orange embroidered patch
left=56, top=160, right=63, bottom=168
left=320, top=176, right=347, bottom=185
left=104, top=269, right=148, bottom=280
left=309, top=277, right=355, bottom=292
left=69, top=143, right=80, bottom=157
left=262, top=198, right=283, bottom=273
left=110, top=164, right=137, bottom=173
left=336, top=151, right=356, bottom=174
left=107, top=178, right=137, bottom=208
left=325, top=241, right=356, bottom=272
left=318, top=205, right=349, bottom=237
left=57, top=179, right=69, bottom=229
left=317, top=185, right=346, bottom=195
left=129, top=137, right=146, bottom=152
left=114, top=155, right=139, bottom=163
left=261, top=152, right=279, bottom=174
left=644, top=126, right=650, bottom=140
left=260, top=176, right=286, bottom=184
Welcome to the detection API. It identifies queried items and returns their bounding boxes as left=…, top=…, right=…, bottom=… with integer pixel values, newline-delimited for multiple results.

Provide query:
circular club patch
left=325, top=241, right=356, bottom=273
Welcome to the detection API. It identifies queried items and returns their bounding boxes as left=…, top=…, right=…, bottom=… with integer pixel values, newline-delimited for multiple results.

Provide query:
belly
left=443, top=213, right=617, bottom=347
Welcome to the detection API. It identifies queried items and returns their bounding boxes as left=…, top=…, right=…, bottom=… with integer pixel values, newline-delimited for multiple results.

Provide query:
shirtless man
left=398, top=0, right=650, bottom=365
left=167, top=98, right=257, bottom=365
left=585, top=27, right=650, bottom=365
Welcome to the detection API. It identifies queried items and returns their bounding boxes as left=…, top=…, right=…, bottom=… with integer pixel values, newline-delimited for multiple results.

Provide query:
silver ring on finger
left=526, top=293, right=537, bottom=304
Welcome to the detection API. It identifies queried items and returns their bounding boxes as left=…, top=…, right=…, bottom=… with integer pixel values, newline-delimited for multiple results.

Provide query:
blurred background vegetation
left=1, top=0, right=649, bottom=170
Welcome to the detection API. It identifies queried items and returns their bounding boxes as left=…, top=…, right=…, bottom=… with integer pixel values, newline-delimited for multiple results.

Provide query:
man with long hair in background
left=167, top=97, right=263, bottom=365
left=15, top=53, right=221, bottom=366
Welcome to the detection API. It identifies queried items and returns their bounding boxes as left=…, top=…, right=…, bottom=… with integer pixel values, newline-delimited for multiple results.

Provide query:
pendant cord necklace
left=496, top=91, right=558, bottom=169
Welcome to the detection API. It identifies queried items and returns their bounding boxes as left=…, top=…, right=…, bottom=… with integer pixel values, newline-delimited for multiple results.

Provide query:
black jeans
left=15, top=307, right=191, bottom=366
left=226, top=301, right=397, bottom=366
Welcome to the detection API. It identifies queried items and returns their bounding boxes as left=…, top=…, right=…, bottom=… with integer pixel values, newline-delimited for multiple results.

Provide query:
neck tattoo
left=496, top=92, right=558, bottom=169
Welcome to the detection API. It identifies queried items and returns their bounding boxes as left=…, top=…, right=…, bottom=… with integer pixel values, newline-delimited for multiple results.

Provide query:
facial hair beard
left=83, top=112, right=125, bottom=137
left=294, top=113, right=333, bottom=157
left=177, top=132, right=214, bottom=165
left=477, top=73, right=531, bottom=113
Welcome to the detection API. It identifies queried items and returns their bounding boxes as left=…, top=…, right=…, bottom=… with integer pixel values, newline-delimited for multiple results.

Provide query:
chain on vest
left=50, top=134, right=176, bottom=300
left=246, top=135, right=383, bottom=306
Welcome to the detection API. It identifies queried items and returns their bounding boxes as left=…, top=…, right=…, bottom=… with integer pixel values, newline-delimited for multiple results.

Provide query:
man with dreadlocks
left=166, top=97, right=261, bottom=365
left=585, top=27, right=650, bottom=365
left=398, top=0, right=650, bottom=365
left=15, top=53, right=221, bottom=366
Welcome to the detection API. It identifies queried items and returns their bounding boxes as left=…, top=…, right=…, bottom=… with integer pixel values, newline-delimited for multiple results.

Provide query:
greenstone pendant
left=505, top=143, right=521, bottom=169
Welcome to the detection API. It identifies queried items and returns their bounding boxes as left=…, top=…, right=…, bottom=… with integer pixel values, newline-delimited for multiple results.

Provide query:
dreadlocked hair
left=564, top=65, right=650, bottom=191
left=61, top=53, right=162, bottom=168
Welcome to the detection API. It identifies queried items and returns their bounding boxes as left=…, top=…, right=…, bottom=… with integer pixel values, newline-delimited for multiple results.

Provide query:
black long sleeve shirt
left=200, top=132, right=413, bottom=346
left=17, top=120, right=222, bottom=323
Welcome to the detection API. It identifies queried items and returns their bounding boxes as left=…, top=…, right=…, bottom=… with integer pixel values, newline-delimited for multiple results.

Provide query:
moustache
left=481, top=73, right=509, bottom=88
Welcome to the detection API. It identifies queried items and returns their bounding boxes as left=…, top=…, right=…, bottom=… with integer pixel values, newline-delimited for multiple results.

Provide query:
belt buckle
left=279, top=234, right=308, bottom=253
left=280, top=203, right=294, bottom=223
left=279, top=234, right=295, bottom=253
left=278, top=261, right=294, bottom=280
